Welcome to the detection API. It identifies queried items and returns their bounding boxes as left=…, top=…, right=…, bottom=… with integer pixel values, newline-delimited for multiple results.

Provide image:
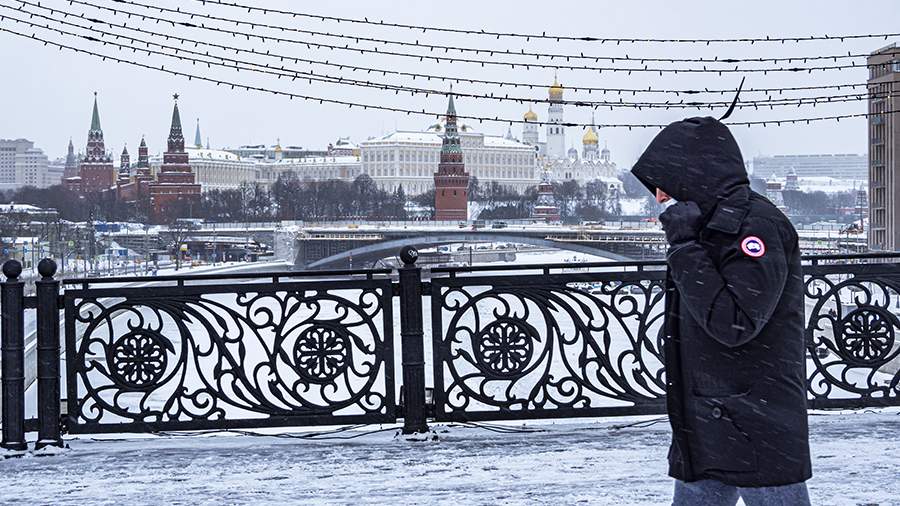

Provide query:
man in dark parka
left=630, top=117, right=812, bottom=505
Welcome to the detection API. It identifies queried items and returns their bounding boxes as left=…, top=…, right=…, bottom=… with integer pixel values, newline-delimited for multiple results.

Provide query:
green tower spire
left=90, top=92, right=102, bottom=132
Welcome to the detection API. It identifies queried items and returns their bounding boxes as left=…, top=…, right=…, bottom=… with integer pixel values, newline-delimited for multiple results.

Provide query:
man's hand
left=659, top=201, right=702, bottom=246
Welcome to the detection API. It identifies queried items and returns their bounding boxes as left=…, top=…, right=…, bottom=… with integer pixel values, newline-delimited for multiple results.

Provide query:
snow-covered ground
left=1, top=410, right=897, bottom=505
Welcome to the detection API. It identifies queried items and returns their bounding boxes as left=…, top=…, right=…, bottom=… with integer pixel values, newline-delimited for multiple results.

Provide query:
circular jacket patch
left=740, top=236, right=766, bottom=258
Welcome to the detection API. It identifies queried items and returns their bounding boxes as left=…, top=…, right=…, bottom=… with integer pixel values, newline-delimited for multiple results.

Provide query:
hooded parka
left=631, top=117, right=811, bottom=487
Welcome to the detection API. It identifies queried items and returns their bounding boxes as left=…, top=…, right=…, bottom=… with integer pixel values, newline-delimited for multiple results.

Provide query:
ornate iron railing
left=2, top=252, right=900, bottom=450
left=429, top=255, right=900, bottom=421
left=430, top=267, right=668, bottom=421
left=63, top=275, right=396, bottom=434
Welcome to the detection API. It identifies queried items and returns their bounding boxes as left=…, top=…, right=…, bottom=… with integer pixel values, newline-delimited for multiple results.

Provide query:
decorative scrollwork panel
left=431, top=275, right=668, bottom=420
left=804, top=270, right=900, bottom=406
left=64, top=280, right=395, bottom=433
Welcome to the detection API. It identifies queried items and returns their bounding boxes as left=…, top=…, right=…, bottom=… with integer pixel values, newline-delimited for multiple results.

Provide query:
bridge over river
left=108, top=220, right=867, bottom=269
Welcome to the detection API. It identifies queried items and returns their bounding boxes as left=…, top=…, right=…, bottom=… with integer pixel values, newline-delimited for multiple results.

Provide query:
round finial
left=38, top=258, right=58, bottom=279
left=2, top=259, right=22, bottom=280
left=399, top=246, right=419, bottom=266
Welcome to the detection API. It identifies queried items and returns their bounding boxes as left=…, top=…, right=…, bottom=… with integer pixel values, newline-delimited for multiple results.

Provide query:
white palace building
left=359, top=120, right=538, bottom=195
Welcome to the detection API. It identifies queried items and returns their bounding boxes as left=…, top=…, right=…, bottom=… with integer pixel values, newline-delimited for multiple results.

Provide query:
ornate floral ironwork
left=65, top=279, right=395, bottom=433
left=804, top=269, right=900, bottom=405
left=473, top=319, right=537, bottom=379
left=108, top=331, right=171, bottom=390
left=293, top=324, right=351, bottom=384
left=431, top=275, right=668, bottom=420
left=839, top=308, right=895, bottom=365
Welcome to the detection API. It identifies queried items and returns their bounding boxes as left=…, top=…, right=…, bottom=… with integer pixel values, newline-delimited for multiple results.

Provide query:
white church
left=520, top=77, right=623, bottom=193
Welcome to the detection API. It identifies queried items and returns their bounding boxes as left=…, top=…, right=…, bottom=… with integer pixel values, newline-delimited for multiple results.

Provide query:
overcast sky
left=1, top=0, right=897, bottom=168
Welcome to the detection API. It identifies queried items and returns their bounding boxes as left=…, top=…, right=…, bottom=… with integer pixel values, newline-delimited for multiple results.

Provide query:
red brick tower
left=78, top=93, right=115, bottom=193
left=149, top=94, right=201, bottom=222
left=434, top=94, right=470, bottom=221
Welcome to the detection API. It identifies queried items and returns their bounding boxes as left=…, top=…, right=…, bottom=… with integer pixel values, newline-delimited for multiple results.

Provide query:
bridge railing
left=2, top=251, right=900, bottom=450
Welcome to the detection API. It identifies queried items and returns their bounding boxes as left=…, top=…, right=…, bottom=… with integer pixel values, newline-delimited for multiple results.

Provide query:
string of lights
left=5, top=8, right=888, bottom=112
left=12, top=1, right=873, bottom=97
left=55, top=0, right=894, bottom=66
left=45, top=0, right=887, bottom=74
left=186, top=0, right=900, bottom=45
left=1, top=24, right=894, bottom=130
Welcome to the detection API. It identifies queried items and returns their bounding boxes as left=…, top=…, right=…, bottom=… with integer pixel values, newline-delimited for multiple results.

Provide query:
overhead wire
left=4, top=6, right=890, bottom=112
left=46, top=0, right=891, bottom=75
left=2, top=24, right=896, bottom=130
left=13, top=1, right=875, bottom=97
left=186, top=0, right=900, bottom=45
left=59, top=0, right=897, bottom=66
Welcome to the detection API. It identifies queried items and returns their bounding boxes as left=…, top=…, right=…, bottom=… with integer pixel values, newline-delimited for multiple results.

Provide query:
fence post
left=35, top=259, right=63, bottom=450
left=398, top=246, right=428, bottom=434
left=1, top=259, right=26, bottom=452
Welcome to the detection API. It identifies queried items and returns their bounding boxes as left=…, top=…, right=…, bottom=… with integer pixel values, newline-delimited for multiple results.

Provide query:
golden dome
left=523, top=106, right=538, bottom=122
left=549, top=76, right=564, bottom=100
left=582, top=126, right=599, bottom=145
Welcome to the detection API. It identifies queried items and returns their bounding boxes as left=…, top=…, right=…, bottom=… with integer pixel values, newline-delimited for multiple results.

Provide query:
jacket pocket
left=687, top=391, right=759, bottom=474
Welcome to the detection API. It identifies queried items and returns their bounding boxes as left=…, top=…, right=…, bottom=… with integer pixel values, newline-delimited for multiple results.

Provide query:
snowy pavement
left=1, top=410, right=898, bottom=505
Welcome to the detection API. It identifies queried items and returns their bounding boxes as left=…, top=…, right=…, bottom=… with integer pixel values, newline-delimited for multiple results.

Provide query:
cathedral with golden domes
left=520, top=77, right=622, bottom=193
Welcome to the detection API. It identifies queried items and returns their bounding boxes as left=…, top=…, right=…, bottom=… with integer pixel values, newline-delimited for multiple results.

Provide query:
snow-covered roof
left=363, top=131, right=533, bottom=149
left=482, top=136, right=533, bottom=149
left=364, top=131, right=442, bottom=145
left=265, top=156, right=360, bottom=166
left=186, top=147, right=243, bottom=161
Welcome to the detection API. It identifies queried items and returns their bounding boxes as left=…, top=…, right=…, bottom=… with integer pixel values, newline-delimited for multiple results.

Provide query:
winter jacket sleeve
left=666, top=216, right=789, bottom=348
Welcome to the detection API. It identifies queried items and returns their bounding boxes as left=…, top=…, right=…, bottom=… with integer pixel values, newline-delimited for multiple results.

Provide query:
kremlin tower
left=532, top=168, right=561, bottom=222
left=433, top=93, right=470, bottom=221
left=118, top=145, right=131, bottom=183
left=148, top=95, right=201, bottom=222
left=63, top=139, right=78, bottom=179
left=77, top=93, right=115, bottom=193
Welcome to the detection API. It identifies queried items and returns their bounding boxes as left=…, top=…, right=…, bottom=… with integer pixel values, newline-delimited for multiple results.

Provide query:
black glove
left=659, top=201, right=702, bottom=246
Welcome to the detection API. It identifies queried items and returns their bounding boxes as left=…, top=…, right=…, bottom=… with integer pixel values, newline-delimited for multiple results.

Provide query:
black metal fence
left=2, top=249, right=900, bottom=451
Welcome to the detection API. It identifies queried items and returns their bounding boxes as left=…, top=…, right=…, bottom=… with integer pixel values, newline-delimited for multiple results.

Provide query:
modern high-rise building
left=0, top=139, right=53, bottom=189
left=0, top=139, right=32, bottom=188
left=867, top=43, right=900, bottom=250
left=15, top=146, right=49, bottom=188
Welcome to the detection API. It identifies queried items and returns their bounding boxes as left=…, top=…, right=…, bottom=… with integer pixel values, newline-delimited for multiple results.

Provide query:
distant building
left=45, top=158, right=66, bottom=187
left=225, top=143, right=326, bottom=161
left=532, top=168, right=561, bottom=222
left=765, top=178, right=787, bottom=212
left=0, top=139, right=33, bottom=189
left=751, top=153, right=868, bottom=180
left=434, top=94, right=470, bottom=221
left=520, top=79, right=620, bottom=189
left=784, top=168, right=800, bottom=191
left=63, top=139, right=79, bottom=180
left=327, top=137, right=359, bottom=157
left=0, top=139, right=53, bottom=189
left=74, top=93, right=116, bottom=193
left=257, top=155, right=361, bottom=187
left=868, top=43, right=900, bottom=250
left=148, top=95, right=201, bottom=222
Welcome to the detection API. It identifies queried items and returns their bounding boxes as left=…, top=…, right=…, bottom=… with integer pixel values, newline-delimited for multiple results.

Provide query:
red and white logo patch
left=741, top=236, right=766, bottom=258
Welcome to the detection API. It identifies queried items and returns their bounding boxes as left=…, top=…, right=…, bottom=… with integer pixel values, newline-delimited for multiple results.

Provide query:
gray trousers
left=673, top=479, right=811, bottom=506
